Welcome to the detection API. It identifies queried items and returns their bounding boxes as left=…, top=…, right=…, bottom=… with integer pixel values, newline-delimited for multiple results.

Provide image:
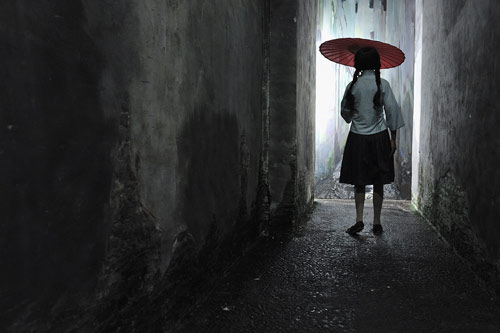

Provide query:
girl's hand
left=390, top=139, right=397, bottom=157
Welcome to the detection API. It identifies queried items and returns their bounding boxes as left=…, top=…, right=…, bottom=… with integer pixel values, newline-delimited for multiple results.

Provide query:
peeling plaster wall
left=418, top=0, right=500, bottom=295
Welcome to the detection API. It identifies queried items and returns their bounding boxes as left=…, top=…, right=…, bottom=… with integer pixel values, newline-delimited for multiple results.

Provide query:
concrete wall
left=417, top=0, right=500, bottom=295
left=268, top=0, right=316, bottom=226
left=1, top=0, right=317, bottom=330
left=0, top=0, right=115, bottom=311
left=1, top=0, right=266, bottom=329
left=296, top=0, right=317, bottom=215
left=315, top=0, right=359, bottom=182
left=269, top=0, right=299, bottom=224
left=384, top=0, right=415, bottom=198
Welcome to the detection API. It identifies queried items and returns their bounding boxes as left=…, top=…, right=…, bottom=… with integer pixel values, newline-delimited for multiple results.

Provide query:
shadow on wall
left=0, top=0, right=115, bottom=307
left=176, top=107, right=242, bottom=245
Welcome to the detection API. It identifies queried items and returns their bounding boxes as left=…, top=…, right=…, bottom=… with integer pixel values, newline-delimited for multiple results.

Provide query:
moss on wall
left=417, top=0, right=500, bottom=296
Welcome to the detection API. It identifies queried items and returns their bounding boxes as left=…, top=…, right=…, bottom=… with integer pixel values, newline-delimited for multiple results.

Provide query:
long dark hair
left=345, top=46, right=382, bottom=110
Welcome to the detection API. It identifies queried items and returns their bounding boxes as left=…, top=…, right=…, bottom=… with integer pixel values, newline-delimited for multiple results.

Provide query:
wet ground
left=178, top=199, right=500, bottom=332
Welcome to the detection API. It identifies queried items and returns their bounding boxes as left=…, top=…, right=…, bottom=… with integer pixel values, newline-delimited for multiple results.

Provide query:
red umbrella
left=319, top=37, right=405, bottom=69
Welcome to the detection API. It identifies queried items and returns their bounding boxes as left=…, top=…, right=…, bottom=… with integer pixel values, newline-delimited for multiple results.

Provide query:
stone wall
left=417, top=0, right=500, bottom=295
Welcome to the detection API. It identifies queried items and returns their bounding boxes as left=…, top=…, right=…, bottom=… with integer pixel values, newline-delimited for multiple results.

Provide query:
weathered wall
left=417, top=0, right=500, bottom=295
left=315, top=0, right=354, bottom=181
left=0, top=0, right=115, bottom=313
left=296, top=0, right=317, bottom=215
left=0, top=0, right=268, bottom=330
left=1, top=0, right=318, bottom=330
left=268, top=0, right=316, bottom=226
left=384, top=0, right=414, bottom=198
left=123, top=0, right=266, bottom=270
left=268, top=0, right=298, bottom=224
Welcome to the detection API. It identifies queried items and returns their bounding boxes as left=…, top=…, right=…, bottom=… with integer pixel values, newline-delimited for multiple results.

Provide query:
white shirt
left=340, top=70, right=405, bottom=135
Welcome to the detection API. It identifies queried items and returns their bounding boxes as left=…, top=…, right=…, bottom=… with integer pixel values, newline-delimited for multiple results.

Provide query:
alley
left=179, top=199, right=500, bottom=332
left=2, top=0, right=500, bottom=331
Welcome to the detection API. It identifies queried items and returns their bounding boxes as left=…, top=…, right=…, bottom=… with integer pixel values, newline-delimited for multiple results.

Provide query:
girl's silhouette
left=339, top=46, right=405, bottom=235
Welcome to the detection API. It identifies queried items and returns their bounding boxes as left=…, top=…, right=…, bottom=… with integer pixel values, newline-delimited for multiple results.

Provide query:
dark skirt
left=339, top=129, right=395, bottom=186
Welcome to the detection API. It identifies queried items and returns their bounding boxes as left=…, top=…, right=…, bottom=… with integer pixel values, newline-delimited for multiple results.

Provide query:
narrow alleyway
left=2, top=1, right=500, bottom=331
left=178, top=199, right=500, bottom=332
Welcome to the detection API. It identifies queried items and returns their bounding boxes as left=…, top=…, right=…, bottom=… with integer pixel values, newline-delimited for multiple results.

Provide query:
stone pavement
left=177, top=199, right=500, bottom=332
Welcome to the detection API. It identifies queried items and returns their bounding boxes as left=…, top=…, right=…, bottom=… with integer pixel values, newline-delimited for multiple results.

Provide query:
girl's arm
left=383, top=80, right=405, bottom=132
left=390, top=129, right=397, bottom=156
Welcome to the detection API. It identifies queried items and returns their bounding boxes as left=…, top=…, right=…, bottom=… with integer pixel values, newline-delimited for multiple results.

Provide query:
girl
left=339, top=46, right=405, bottom=235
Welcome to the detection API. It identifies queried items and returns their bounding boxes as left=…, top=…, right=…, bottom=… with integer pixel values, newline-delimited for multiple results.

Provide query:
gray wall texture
left=0, top=0, right=317, bottom=330
left=268, top=0, right=317, bottom=226
left=384, top=0, right=415, bottom=198
left=417, top=0, right=500, bottom=295
left=296, top=0, right=317, bottom=215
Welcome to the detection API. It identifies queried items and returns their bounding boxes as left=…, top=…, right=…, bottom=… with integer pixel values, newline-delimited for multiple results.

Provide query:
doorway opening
left=314, top=0, right=416, bottom=200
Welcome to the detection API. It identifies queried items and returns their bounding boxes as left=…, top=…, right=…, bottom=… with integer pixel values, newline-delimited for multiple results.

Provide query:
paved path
left=178, top=199, right=500, bottom=332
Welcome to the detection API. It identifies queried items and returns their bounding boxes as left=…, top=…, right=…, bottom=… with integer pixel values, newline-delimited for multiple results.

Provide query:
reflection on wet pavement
left=179, top=199, right=500, bottom=332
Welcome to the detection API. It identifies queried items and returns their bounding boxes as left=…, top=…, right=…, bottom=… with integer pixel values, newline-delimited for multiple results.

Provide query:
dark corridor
left=1, top=0, right=500, bottom=332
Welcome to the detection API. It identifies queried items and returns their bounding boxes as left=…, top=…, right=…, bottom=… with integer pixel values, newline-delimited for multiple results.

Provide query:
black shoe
left=372, top=224, right=383, bottom=234
left=346, top=221, right=364, bottom=234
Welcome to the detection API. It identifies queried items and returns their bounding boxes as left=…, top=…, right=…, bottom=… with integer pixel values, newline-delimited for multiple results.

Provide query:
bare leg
left=354, top=185, right=365, bottom=222
left=373, top=184, right=384, bottom=225
left=346, top=185, right=366, bottom=234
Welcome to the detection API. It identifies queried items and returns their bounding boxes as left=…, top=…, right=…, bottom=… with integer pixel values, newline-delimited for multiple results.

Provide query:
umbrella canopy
left=319, top=37, right=405, bottom=69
